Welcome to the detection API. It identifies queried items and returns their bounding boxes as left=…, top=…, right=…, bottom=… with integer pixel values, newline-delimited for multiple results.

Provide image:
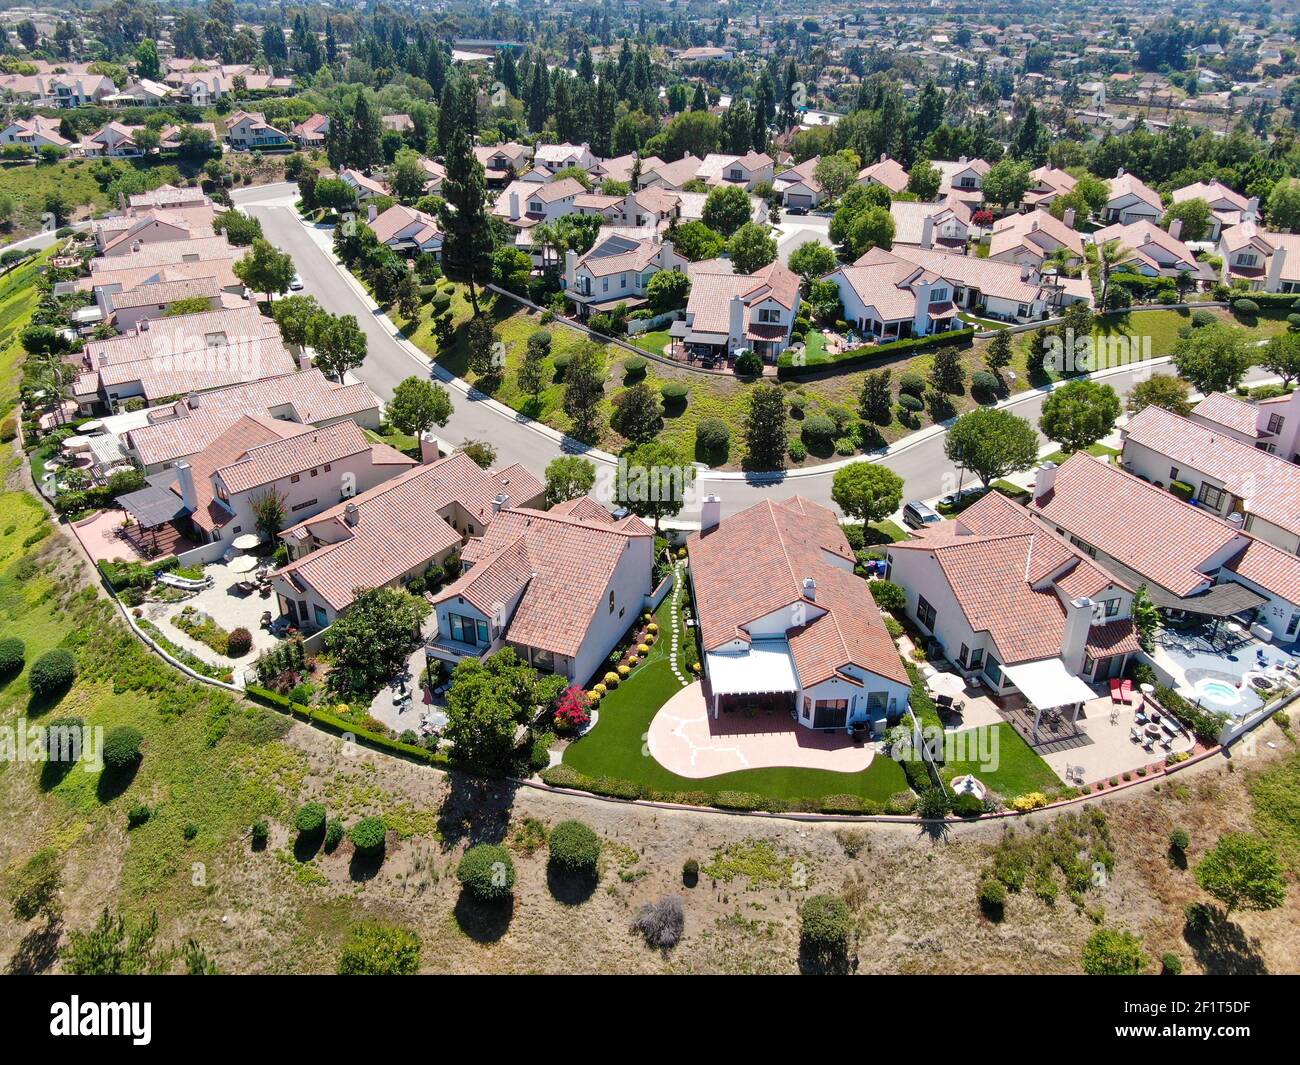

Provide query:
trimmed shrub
left=799, top=895, right=852, bottom=958
left=1190, top=308, right=1217, bottom=328
left=0, top=636, right=25, bottom=674
left=787, top=440, right=808, bottom=462
left=102, top=725, right=143, bottom=770
left=349, top=816, right=387, bottom=854
left=801, top=414, right=836, bottom=442
left=1161, top=952, right=1183, bottom=975
left=1232, top=298, right=1259, bottom=316
left=226, top=627, right=252, bottom=657
left=659, top=381, right=689, bottom=406
left=734, top=350, right=763, bottom=377
left=324, top=817, right=345, bottom=851
left=682, top=858, right=699, bottom=886
left=979, top=877, right=1006, bottom=918
left=1169, top=827, right=1189, bottom=855
left=28, top=649, right=76, bottom=699
left=251, top=819, right=269, bottom=846
left=898, top=372, right=926, bottom=397
left=127, top=803, right=152, bottom=828
left=295, top=802, right=327, bottom=837
left=952, top=792, right=984, bottom=818
left=971, top=370, right=999, bottom=398
left=695, top=416, right=730, bottom=455
left=868, top=580, right=906, bottom=614
left=456, top=843, right=517, bottom=901
left=622, top=355, right=648, bottom=379
left=898, top=393, right=924, bottom=413
left=548, top=819, right=601, bottom=875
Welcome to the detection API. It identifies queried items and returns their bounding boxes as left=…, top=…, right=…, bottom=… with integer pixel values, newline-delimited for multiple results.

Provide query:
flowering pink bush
left=554, top=685, right=591, bottom=732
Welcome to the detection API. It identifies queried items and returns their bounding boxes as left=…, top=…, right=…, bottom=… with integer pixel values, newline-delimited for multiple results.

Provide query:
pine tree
left=437, top=129, right=494, bottom=316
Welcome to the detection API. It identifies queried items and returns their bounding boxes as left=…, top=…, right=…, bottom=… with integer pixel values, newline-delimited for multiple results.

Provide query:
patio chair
left=1143, top=737, right=1155, bottom=751
left=1130, top=727, right=1142, bottom=743
left=1119, top=679, right=1134, bottom=704
left=1109, top=678, right=1123, bottom=704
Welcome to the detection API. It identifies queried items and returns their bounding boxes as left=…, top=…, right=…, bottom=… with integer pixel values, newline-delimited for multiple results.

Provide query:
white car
left=289, top=274, right=304, bottom=290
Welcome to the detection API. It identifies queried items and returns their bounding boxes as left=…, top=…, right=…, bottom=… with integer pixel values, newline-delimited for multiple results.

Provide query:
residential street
left=234, top=183, right=1272, bottom=523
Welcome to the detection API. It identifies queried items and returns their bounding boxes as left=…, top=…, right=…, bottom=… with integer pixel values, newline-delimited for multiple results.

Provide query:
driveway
left=774, top=213, right=834, bottom=266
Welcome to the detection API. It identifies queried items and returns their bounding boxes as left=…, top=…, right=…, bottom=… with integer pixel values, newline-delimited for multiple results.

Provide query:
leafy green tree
left=929, top=346, right=966, bottom=395
left=456, top=844, right=517, bottom=902
left=233, top=238, right=296, bottom=303
left=1082, top=928, right=1148, bottom=975
left=250, top=488, right=287, bottom=543
left=1195, top=833, right=1288, bottom=917
left=437, top=128, right=494, bottom=315
left=646, top=269, right=691, bottom=313
left=1266, top=177, right=1300, bottom=231
left=459, top=440, right=496, bottom=467
left=271, top=294, right=323, bottom=350
left=544, top=455, right=596, bottom=506
left=61, top=909, right=169, bottom=975
left=1038, top=380, right=1122, bottom=453
left=831, top=463, right=904, bottom=524
left=846, top=206, right=894, bottom=257
left=743, top=383, right=788, bottom=470
left=1171, top=324, right=1252, bottom=395
left=389, top=147, right=428, bottom=203
left=813, top=152, right=859, bottom=202
left=788, top=241, right=837, bottom=287
left=388, top=376, right=452, bottom=440
left=859, top=369, right=892, bottom=424
left=1261, top=333, right=1300, bottom=387
left=1131, top=585, right=1161, bottom=654
left=727, top=222, right=777, bottom=274
left=981, top=158, right=1032, bottom=209
left=307, top=312, right=368, bottom=380
left=618, top=440, right=695, bottom=532
left=135, top=39, right=161, bottom=81
left=444, top=649, right=565, bottom=772
left=702, top=184, right=753, bottom=237
left=6, top=847, right=62, bottom=924
left=667, top=220, right=725, bottom=262
left=322, top=587, right=431, bottom=697
left=906, top=159, right=941, bottom=200
left=517, top=333, right=548, bottom=400
left=611, top=381, right=663, bottom=443
left=1126, top=374, right=1192, bottom=417
left=338, top=923, right=421, bottom=975
left=1162, top=198, right=1212, bottom=242
left=985, top=329, right=1013, bottom=371
left=945, top=408, right=1039, bottom=487
left=562, top=342, right=606, bottom=443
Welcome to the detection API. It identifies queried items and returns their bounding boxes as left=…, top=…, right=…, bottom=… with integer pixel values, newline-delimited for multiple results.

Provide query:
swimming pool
left=1188, top=674, right=1264, bottom=717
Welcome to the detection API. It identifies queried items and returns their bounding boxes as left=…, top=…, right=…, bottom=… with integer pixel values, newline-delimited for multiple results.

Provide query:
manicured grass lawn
left=364, top=427, right=419, bottom=457
left=0, top=247, right=55, bottom=417
left=562, top=594, right=909, bottom=802
left=1043, top=442, right=1120, bottom=465
left=939, top=723, right=1061, bottom=799
left=630, top=328, right=671, bottom=355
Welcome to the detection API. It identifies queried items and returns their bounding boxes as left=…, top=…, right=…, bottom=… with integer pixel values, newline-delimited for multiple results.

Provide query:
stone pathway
left=666, top=563, right=690, bottom=689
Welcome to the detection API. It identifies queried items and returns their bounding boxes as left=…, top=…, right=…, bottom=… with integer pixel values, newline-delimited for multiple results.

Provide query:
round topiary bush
left=695, top=416, right=730, bottom=456
left=1191, top=308, right=1217, bottom=328
left=1232, top=298, right=1259, bottom=316
left=456, top=843, right=517, bottom=901
left=28, top=649, right=76, bottom=699
left=102, top=725, right=143, bottom=770
left=623, top=355, right=648, bottom=379
left=548, top=819, right=601, bottom=875
left=552, top=351, right=573, bottom=376
left=799, top=894, right=852, bottom=958
left=324, top=817, right=345, bottom=852
left=971, top=370, right=998, bottom=398
left=660, top=381, right=689, bottom=406
left=682, top=858, right=699, bottom=886
left=349, top=816, right=387, bottom=854
left=0, top=636, right=25, bottom=674
left=898, top=393, right=924, bottom=413
left=787, top=391, right=807, bottom=413
left=801, top=414, right=836, bottom=442
left=979, top=877, right=1006, bottom=918
left=899, top=372, right=926, bottom=397
left=295, top=802, right=327, bottom=837
left=733, top=350, right=763, bottom=377
left=250, top=819, right=269, bottom=846
left=226, top=627, right=252, bottom=657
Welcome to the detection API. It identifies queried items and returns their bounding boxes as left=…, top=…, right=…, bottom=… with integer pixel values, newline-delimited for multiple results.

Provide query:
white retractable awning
left=1002, top=658, right=1096, bottom=710
left=705, top=642, right=799, bottom=696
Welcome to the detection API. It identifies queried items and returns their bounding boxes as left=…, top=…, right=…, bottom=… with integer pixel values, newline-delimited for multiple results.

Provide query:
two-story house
left=1102, top=169, right=1163, bottom=224
left=564, top=235, right=688, bottom=320
left=224, top=111, right=293, bottom=151
left=1189, top=390, right=1300, bottom=465
left=1218, top=222, right=1300, bottom=292
left=673, top=259, right=800, bottom=361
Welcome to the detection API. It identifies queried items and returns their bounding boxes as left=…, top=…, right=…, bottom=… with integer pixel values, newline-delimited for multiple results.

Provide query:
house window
left=801, top=698, right=811, bottom=720
left=608, top=590, right=615, bottom=613
left=729, top=168, right=743, bottom=180
left=968, top=647, right=984, bottom=669
left=984, top=653, right=1002, bottom=686
left=290, top=499, right=318, bottom=512
left=448, top=613, right=490, bottom=646
left=916, top=595, right=937, bottom=631
left=290, top=474, right=300, bottom=483
left=1197, top=483, right=1225, bottom=509
left=310, top=468, right=318, bottom=477
left=1068, top=535, right=1096, bottom=558
left=1169, top=467, right=1179, bottom=481
left=314, top=606, right=328, bottom=628
left=1017, top=304, right=1029, bottom=316
left=324, top=464, right=331, bottom=473
left=758, top=308, right=780, bottom=323
left=602, top=277, right=609, bottom=292
left=1267, top=414, right=1285, bottom=435
left=1237, top=253, right=1258, bottom=267
left=958, top=643, right=969, bottom=665
left=1104, top=598, right=1120, bottom=618
left=812, top=699, right=849, bottom=729
left=929, top=288, right=948, bottom=303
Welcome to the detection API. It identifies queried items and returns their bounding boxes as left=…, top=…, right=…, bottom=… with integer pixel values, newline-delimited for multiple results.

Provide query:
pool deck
left=1153, top=628, right=1298, bottom=717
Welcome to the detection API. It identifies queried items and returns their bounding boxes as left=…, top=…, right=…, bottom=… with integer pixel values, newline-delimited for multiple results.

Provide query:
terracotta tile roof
left=274, top=454, right=543, bottom=614
left=368, top=203, right=441, bottom=247
left=1092, top=220, right=1201, bottom=273
left=891, top=490, right=1132, bottom=665
left=216, top=419, right=414, bottom=496
left=89, top=235, right=238, bottom=273
left=1172, top=179, right=1247, bottom=211
left=687, top=497, right=907, bottom=688
left=857, top=156, right=909, bottom=193
left=989, top=208, right=1084, bottom=258
left=890, top=198, right=972, bottom=245
left=1124, top=405, right=1300, bottom=537
left=831, top=254, right=925, bottom=322
left=1106, top=171, right=1162, bottom=212
left=438, top=501, right=651, bottom=657
left=642, top=154, right=703, bottom=189
left=889, top=245, right=1045, bottom=304
left=109, top=275, right=220, bottom=310
left=1191, top=392, right=1266, bottom=439
left=1229, top=538, right=1300, bottom=605
left=684, top=259, right=800, bottom=335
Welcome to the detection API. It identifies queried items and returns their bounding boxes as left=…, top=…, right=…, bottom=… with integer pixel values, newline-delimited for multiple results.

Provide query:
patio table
left=1145, top=723, right=1162, bottom=739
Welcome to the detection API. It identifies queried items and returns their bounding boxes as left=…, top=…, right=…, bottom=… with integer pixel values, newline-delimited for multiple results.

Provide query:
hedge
left=777, top=327, right=975, bottom=379
left=245, top=685, right=450, bottom=767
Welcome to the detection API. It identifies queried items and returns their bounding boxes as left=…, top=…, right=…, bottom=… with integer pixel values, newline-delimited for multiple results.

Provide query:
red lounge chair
left=1120, top=679, right=1134, bottom=704
left=1109, top=679, right=1123, bottom=703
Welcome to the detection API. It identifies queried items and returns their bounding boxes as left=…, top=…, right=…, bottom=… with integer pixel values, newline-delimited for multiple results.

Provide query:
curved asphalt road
left=234, top=183, right=1272, bottom=523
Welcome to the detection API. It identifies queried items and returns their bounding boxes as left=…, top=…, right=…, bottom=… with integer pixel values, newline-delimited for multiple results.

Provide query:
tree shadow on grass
left=26, top=684, right=73, bottom=719
left=436, top=773, right=517, bottom=850
left=6, top=918, right=62, bottom=975
left=452, top=892, right=515, bottom=943
left=293, top=830, right=324, bottom=863
left=1184, top=909, right=1268, bottom=975
left=546, top=863, right=598, bottom=906
left=348, top=845, right=385, bottom=883
left=95, top=760, right=140, bottom=803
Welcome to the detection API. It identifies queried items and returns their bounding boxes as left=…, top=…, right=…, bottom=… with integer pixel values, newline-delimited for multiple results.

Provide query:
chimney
left=1267, top=247, right=1287, bottom=293
left=565, top=248, right=578, bottom=291
left=1116, top=166, right=1125, bottom=178
left=367, top=202, right=377, bottom=223
left=958, top=154, right=968, bottom=164
left=1020, top=262, right=1032, bottom=282
left=343, top=502, right=359, bottom=526
left=175, top=461, right=197, bottom=512
left=509, top=190, right=520, bottom=219
left=492, top=492, right=510, bottom=513
left=1030, top=218, right=1039, bottom=233
left=728, top=294, right=744, bottom=349
left=912, top=280, right=931, bottom=337
left=919, top=215, right=934, bottom=250
left=1033, top=461, right=1059, bottom=500
left=700, top=494, right=722, bottom=531
left=1168, top=217, right=1183, bottom=241
left=1063, top=207, right=1076, bottom=229
left=1245, top=196, right=1259, bottom=222
left=661, top=239, right=674, bottom=264
left=1060, top=596, right=1093, bottom=674
left=802, top=576, right=817, bottom=601
left=186, top=391, right=200, bottom=410
left=880, top=152, right=887, bottom=164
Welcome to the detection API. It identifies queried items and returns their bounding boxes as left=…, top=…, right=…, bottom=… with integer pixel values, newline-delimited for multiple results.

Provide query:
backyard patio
left=71, top=508, right=200, bottom=564
left=1152, top=624, right=1300, bottom=720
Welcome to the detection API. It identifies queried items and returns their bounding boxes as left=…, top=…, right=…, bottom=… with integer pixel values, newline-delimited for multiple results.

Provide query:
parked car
left=902, top=500, right=942, bottom=530
left=785, top=205, right=808, bottom=216
left=289, top=273, right=304, bottom=290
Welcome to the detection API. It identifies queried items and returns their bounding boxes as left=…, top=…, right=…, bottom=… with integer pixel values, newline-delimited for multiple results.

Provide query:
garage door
left=786, top=193, right=813, bottom=208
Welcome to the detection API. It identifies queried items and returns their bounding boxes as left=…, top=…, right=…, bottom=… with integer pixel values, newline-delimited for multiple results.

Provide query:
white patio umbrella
left=228, top=554, right=259, bottom=573
left=926, top=671, right=966, bottom=699
left=232, top=533, right=262, bottom=551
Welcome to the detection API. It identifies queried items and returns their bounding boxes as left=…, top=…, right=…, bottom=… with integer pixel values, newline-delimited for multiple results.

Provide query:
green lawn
left=562, top=593, right=910, bottom=803
left=939, top=723, right=1061, bottom=799
left=630, top=328, right=671, bottom=356
left=1043, top=442, right=1120, bottom=465
left=0, top=247, right=56, bottom=417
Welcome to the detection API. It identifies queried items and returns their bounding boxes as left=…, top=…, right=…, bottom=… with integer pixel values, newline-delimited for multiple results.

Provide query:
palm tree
left=1095, top=239, right=1131, bottom=310
left=529, top=221, right=562, bottom=273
